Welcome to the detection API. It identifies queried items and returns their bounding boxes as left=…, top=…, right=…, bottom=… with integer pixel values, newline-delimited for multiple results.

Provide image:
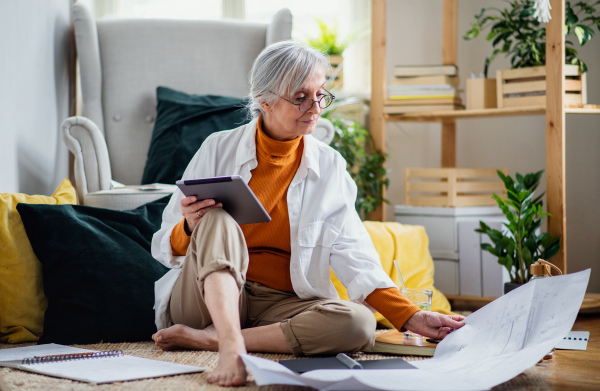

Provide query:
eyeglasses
left=273, top=89, right=336, bottom=112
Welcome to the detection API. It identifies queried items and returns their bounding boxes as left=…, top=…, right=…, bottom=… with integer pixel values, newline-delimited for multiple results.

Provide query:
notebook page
left=0, top=344, right=92, bottom=362
left=0, top=344, right=205, bottom=384
left=19, top=355, right=205, bottom=384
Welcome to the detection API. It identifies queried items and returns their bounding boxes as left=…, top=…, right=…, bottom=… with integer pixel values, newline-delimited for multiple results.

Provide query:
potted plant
left=305, top=19, right=351, bottom=57
left=463, top=0, right=600, bottom=108
left=305, top=19, right=362, bottom=90
left=475, top=170, right=561, bottom=292
left=322, top=107, right=389, bottom=220
left=463, top=0, right=600, bottom=72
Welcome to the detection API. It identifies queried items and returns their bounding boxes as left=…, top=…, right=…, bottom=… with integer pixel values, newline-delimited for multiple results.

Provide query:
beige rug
left=0, top=340, right=431, bottom=391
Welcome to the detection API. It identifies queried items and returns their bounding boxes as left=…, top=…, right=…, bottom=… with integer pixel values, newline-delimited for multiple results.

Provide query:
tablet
left=176, top=176, right=271, bottom=225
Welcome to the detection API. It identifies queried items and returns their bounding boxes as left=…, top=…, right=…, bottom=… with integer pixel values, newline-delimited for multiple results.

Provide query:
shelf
left=385, top=106, right=545, bottom=121
left=371, top=0, right=581, bottom=273
left=565, top=107, right=600, bottom=114
left=384, top=105, right=600, bottom=122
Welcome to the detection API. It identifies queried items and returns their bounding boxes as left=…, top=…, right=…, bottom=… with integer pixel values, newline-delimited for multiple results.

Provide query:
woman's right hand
left=181, top=196, right=223, bottom=234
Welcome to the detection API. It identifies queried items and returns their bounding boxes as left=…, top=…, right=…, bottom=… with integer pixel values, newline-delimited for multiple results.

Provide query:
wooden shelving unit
left=386, top=106, right=546, bottom=121
left=369, top=0, right=600, bottom=273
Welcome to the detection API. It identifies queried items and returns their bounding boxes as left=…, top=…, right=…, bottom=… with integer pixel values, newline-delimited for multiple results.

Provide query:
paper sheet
left=243, top=269, right=590, bottom=391
left=555, top=331, right=590, bottom=350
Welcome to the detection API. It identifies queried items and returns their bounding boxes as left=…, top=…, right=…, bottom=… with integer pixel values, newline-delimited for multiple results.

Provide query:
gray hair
left=246, top=41, right=331, bottom=119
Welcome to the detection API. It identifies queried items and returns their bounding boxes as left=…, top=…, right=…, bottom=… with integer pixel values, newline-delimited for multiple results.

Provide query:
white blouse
left=151, top=118, right=395, bottom=330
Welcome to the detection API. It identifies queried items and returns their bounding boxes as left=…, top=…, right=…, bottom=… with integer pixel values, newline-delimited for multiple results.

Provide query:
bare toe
left=153, top=324, right=217, bottom=351
left=207, top=336, right=247, bottom=387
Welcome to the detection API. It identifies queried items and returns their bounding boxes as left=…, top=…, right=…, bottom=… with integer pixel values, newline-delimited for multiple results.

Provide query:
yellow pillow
left=0, top=178, right=77, bottom=343
left=331, top=221, right=453, bottom=329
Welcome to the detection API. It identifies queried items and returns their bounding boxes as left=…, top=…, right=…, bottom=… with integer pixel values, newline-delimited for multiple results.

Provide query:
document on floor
left=0, top=343, right=206, bottom=384
left=243, top=269, right=590, bottom=391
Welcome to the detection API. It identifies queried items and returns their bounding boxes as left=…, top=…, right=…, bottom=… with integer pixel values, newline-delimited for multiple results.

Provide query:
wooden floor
left=495, top=313, right=600, bottom=390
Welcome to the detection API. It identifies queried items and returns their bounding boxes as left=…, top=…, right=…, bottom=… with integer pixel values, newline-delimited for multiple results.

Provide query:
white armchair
left=62, top=3, right=334, bottom=210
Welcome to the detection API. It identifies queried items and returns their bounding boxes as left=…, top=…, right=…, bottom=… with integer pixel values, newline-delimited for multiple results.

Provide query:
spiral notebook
left=0, top=343, right=205, bottom=384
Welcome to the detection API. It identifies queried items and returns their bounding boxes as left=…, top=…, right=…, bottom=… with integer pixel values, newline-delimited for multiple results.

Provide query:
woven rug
left=0, top=341, right=555, bottom=390
left=0, top=340, right=433, bottom=391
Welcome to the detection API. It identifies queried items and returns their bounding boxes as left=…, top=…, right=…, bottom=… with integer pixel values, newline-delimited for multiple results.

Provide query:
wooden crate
left=328, top=55, right=344, bottom=90
left=404, top=168, right=508, bottom=207
left=496, top=65, right=587, bottom=108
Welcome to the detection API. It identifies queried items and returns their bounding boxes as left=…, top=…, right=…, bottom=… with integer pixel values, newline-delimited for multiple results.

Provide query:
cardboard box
left=466, top=78, right=497, bottom=110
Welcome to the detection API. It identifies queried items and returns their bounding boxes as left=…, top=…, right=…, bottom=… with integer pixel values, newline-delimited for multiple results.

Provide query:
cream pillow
left=0, top=178, right=77, bottom=343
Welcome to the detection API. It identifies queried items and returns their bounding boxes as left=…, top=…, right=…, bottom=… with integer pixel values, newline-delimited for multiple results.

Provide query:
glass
left=275, top=90, right=336, bottom=112
left=402, top=288, right=433, bottom=340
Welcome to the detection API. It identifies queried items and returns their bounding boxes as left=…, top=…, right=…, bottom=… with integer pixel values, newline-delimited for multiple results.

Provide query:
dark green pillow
left=17, top=197, right=170, bottom=344
left=142, top=86, right=249, bottom=185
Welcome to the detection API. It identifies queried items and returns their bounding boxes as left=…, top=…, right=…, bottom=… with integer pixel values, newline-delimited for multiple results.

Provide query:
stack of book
left=385, top=64, right=464, bottom=114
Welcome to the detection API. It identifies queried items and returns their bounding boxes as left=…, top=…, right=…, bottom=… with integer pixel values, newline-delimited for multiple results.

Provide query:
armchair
left=62, top=3, right=334, bottom=210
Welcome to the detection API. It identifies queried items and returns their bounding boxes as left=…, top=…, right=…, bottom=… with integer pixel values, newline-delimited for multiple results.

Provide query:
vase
left=504, top=282, right=523, bottom=294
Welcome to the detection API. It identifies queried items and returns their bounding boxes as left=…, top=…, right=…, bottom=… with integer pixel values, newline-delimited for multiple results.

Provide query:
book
left=388, top=88, right=459, bottom=99
left=390, top=75, right=460, bottom=87
left=388, top=84, right=457, bottom=91
left=394, top=64, right=458, bottom=77
left=386, top=97, right=463, bottom=105
left=365, top=330, right=438, bottom=356
left=383, top=104, right=464, bottom=114
left=0, top=343, right=206, bottom=384
left=279, top=355, right=415, bottom=374
left=112, top=183, right=177, bottom=191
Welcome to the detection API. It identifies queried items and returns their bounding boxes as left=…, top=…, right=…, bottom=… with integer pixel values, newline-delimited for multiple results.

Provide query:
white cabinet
left=395, top=205, right=508, bottom=297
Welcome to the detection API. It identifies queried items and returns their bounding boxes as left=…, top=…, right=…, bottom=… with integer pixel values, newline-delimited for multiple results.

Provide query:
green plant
left=305, top=19, right=353, bottom=56
left=323, top=113, right=389, bottom=220
left=464, top=0, right=600, bottom=72
left=476, top=170, right=561, bottom=284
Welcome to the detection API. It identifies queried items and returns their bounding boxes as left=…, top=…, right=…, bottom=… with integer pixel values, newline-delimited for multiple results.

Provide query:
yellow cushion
left=0, top=178, right=77, bottom=343
left=331, top=221, right=453, bottom=329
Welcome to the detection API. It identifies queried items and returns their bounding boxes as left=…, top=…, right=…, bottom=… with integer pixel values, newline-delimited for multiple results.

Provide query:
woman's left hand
left=403, top=311, right=466, bottom=340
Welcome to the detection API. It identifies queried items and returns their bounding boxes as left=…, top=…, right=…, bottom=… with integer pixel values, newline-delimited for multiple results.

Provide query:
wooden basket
left=404, top=168, right=508, bottom=207
left=496, top=65, right=587, bottom=108
left=328, top=55, right=344, bottom=90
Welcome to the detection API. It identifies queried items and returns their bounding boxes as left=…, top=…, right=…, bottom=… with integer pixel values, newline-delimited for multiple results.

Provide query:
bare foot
left=152, top=324, right=218, bottom=351
left=206, top=335, right=248, bottom=387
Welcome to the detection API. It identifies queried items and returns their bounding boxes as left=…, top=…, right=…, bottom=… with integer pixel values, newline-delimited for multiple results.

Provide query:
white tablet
left=175, top=176, right=271, bottom=225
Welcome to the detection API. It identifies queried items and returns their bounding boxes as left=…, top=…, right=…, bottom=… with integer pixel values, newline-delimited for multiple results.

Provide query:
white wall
left=385, top=1, right=600, bottom=292
left=0, top=0, right=72, bottom=195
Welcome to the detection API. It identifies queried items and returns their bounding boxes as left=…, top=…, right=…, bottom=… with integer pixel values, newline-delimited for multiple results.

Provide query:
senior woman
left=151, top=41, right=464, bottom=387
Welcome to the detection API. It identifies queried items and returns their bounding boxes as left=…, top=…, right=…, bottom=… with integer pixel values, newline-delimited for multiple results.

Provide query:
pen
left=336, top=353, right=363, bottom=369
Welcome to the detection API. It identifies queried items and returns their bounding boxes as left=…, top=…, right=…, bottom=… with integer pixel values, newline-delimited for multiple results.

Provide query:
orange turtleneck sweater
left=169, top=119, right=419, bottom=329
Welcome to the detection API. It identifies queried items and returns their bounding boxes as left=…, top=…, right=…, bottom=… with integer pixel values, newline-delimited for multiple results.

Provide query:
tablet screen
left=176, top=176, right=271, bottom=225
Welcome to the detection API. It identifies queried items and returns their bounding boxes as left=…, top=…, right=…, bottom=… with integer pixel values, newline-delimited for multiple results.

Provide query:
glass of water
left=401, top=288, right=433, bottom=340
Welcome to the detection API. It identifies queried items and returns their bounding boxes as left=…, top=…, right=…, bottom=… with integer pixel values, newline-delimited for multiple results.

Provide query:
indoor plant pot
left=475, top=170, right=561, bottom=289
left=464, top=0, right=599, bottom=101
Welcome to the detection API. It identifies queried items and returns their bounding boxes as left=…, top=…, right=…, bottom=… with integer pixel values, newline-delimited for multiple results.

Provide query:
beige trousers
left=169, top=208, right=376, bottom=356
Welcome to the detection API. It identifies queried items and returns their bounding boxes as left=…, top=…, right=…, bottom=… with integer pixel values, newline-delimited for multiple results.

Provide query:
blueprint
left=242, top=269, right=591, bottom=390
